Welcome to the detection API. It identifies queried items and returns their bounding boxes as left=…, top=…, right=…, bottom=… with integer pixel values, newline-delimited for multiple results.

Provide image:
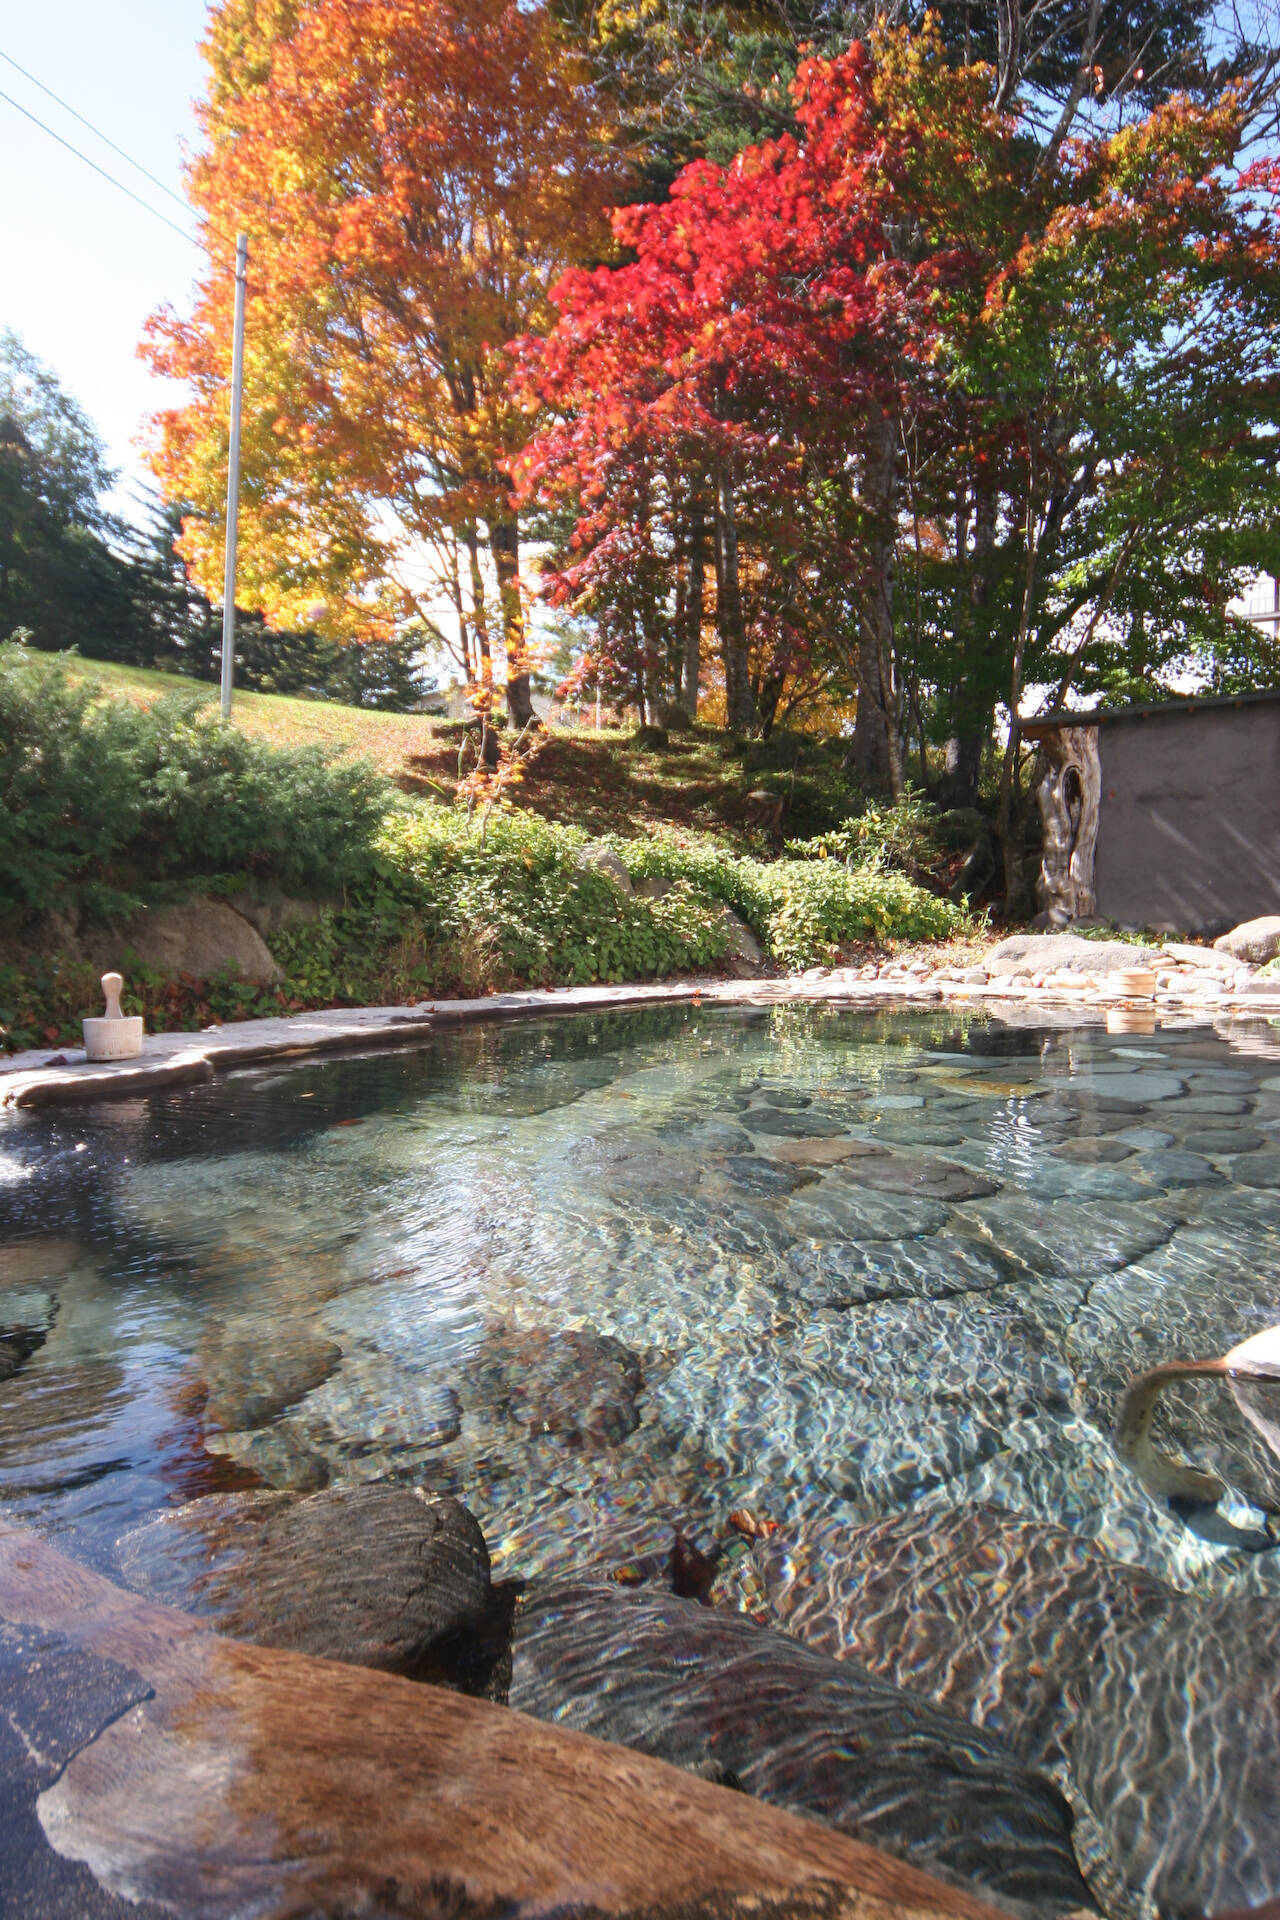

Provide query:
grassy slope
left=61, top=657, right=771, bottom=843
left=59, top=658, right=441, bottom=782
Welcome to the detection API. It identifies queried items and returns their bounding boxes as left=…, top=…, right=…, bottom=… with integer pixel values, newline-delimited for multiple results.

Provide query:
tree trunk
left=713, top=470, right=755, bottom=734
left=996, top=501, right=1044, bottom=909
left=936, top=735, right=984, bottom=811
left=935, top=480, right=997, bottom=811
left=465, top=524, right=499, bottom=767
left=848, top=412, right=903, bottom=796
left=489, top=515, right=535, bottom=728
left=681, top=516, right=706, bottom=719
left=755, top=674, right=784, bottom=738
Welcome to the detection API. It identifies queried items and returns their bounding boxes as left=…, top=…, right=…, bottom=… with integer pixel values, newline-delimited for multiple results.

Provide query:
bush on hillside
left=0, top=643, right=391, bottom=917
left=605, top=829, right=967, bottom=965
left=269, top=809, right=734, bottom=1001
left=1, top=798, right=970, bottom=1049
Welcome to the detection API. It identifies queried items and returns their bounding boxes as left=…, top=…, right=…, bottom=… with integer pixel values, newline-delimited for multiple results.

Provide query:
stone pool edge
left=4, top=968, right=1280, bottom=1109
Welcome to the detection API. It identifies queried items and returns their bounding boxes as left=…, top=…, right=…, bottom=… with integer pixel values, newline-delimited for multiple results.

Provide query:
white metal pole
left=220, top=232, right=249, bottom=721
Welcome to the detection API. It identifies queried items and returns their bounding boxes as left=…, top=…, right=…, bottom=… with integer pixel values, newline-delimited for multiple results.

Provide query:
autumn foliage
left=144, top=0, right=623, bottom=726
left=514, top=23, right=1280, bottom=844
left=513, top=29, right=1010, bottom=746
left=144, top=1, right=1280, bottom=898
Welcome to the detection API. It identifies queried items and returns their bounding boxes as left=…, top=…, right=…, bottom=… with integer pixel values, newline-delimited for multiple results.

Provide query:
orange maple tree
left=143, top=0, right=623, bottom=726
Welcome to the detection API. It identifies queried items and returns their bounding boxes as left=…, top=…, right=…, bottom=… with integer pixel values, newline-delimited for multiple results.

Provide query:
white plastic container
left=82, top=972, right=144, bottom=1061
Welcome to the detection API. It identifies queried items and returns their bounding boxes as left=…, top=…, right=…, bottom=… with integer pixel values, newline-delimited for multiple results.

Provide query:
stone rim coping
left=2, top=969, right=1279, bottom=1109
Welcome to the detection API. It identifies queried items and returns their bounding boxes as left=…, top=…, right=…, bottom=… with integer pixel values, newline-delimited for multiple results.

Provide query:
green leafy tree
left=0, top=330, right=141, bottom=659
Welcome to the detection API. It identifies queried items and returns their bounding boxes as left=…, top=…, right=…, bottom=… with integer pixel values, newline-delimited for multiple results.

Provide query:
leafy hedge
left=0, top=647, right=969, bottom=1048
left=264, top=813, right=966, bottom=1009
left=263, top=810, right=734, bottom=1004
left=0, top=642, right=390, bottom=915
left=604, top=830, right=965, bottom=967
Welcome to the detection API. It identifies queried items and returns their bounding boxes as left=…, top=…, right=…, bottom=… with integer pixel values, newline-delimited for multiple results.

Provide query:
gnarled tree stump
left=1035, top=726, right=1100, bottom=927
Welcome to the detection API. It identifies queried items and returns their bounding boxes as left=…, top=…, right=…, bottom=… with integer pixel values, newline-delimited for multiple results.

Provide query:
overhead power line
left=0, top=46, right=193, bottom=213
left=0, top=83, right=198, bottom=248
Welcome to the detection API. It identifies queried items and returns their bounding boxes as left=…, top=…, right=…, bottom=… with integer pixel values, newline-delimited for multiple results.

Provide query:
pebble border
left=2, top=956, right=1278, bottom=1109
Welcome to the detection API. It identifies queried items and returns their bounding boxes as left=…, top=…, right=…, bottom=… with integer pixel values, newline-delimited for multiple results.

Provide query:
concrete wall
left=1092, top=703, right=1280, bottom=933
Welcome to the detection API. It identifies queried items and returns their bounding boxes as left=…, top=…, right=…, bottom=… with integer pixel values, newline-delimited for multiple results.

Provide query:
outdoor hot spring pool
left=4, top=1001, right=1280, bottom=1918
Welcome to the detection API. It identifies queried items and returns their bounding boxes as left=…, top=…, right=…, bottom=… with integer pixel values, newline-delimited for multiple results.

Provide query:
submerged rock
left=203, top=1424, right=331, bottom=1491
left=201, top=1329, right=341, bottom=1431
left=777, top=1237, right=1013, bottom=1308
left=0, top=1289, right=54, bottom=1383
left=754, top=1505, right=1175, bottom=1773
left=293, top=1351, right=462, bottom=1465
left=1062, top=1070, right=1187, bottom=1103
left=962, top=1197, right=1178, bottom=1276
left=654, top=1118, right=753, bottom=1155
left=740, top=1107, right=847, bottom=1140
left=1049, top=1138, right=1135, bottom=1164
left=755, top=1504, right=1280, bottom=1917
left=762, top=1135, right=887, bottom=1167
left=713, top=1156, right=816, bottom=1198
left=828, top=1156, right=1000, bottom=1202
left=508, top=1580, right=1092, bottom=1916
left=458, top=1325, right=644, bottom=1450
left=115, top=1486, right=490, bottom=1674
left=1234, top=1151, right=1280, bottom=1188
left=1012, top=1161, right=1153, bottom=1203
left=656, top=1285, right=1076, bottom=1509
left=784, top=1184, right=951, bottom=1241
left=646, top=1190, right=796, bottom=1255
left=869, top=1118, right=967, bottom=1148
left=1134, top=1149, right=1224, bottom=1189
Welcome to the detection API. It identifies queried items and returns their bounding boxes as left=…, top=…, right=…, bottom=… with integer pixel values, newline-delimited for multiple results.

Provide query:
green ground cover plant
left=0, top=649, right=970, bottom=1051
left=606, top=832, right=966, bottom=966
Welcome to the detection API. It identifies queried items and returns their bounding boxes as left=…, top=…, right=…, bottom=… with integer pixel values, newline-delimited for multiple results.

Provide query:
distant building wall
left=1090, top=702, right=1280, bottom=933
left=1228, top=572, right=1280, bottom=642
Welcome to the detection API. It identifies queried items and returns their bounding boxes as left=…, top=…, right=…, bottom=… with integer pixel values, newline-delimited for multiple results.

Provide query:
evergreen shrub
left=0, top=643, right=390, bottom=915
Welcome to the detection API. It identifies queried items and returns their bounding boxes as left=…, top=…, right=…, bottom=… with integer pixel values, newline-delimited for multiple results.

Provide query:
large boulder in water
left=507, top=1579, right=1091, bottom=1917
left=115, top=1486, right=490, bottom=1675
left=755, top=1504, right=1280, bottom=1919
left=1074, top=1595, right=1280, bottom=1919
left=754, top=1506, right=1175, bottom=1772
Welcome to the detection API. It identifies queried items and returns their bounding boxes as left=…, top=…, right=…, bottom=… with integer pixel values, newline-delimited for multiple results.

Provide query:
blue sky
left=0, top=0, right=210, bottom=515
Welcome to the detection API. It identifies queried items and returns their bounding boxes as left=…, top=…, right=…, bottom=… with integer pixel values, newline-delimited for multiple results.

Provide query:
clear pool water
left=2, top=1002, right=1280, bottom=1600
